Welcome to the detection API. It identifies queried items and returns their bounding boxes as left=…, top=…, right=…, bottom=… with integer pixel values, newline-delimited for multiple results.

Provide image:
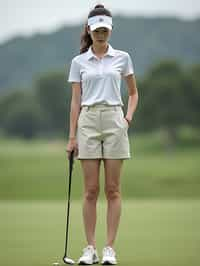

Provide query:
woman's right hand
left=66, top=138, right=78, bottom=159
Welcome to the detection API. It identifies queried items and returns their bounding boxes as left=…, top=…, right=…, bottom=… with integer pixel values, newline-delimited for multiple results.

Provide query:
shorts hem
left=77, top=154, right=131, bottom=160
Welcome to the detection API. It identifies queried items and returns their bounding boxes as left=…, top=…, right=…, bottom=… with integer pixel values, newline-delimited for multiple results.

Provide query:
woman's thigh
left=80, top=159, right=101, bottom=190
left=103, top=159, right=123, bottom=191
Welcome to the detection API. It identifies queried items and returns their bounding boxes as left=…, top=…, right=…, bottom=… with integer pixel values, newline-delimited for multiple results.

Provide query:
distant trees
left=184, top=64, right=200, bottom=126
left=34, top=71, right=71, bottom=135
left=0, top=70, right=71, bottom=139
left=0, top=60, right=199, bottom=141
left=2, top=100, right=42, bottom=139
left=0, top=90, right=43, bottom=138
left=137, top=60, right=200, bottom=146
left=139, top=60, right=184, bottom=142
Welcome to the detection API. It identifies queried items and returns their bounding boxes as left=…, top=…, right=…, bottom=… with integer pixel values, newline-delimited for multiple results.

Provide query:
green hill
left=0, top=16, right=200, bottom=92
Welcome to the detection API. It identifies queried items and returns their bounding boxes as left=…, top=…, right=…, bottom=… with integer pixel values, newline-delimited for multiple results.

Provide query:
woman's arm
left=68, top=82, right=82, bottom=139
left=66, top=82, right=81, bottom=158
left=124, top=74, right=139, bottom=125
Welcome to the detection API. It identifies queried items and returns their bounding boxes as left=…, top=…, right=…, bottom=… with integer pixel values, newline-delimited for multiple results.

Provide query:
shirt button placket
left=99, top=58, right=103, bottom=76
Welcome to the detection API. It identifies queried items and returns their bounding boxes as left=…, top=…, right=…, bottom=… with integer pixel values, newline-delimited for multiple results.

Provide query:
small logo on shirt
left=99, top=18, right=104, bottom=22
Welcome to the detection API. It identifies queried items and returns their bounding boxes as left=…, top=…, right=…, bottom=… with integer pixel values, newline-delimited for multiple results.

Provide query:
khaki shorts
left=76, top=104, right=131, bottom=160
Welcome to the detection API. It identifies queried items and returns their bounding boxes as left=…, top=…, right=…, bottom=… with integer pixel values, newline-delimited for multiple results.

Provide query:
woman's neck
left=91, top=42, right=109, bottom=56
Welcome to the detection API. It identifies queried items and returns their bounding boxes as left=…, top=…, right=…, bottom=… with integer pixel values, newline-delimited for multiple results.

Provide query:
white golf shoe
left=101, top=246, right=117, bottom=265
left=78, top=245, right=99, bottom=265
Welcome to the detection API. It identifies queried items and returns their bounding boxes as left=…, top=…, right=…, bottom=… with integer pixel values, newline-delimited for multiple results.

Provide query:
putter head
left=63, top=256, right=75, bottom=265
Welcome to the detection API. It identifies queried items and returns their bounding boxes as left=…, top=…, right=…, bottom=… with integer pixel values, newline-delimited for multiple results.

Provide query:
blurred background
left=0, top=1, right=200, bottom=266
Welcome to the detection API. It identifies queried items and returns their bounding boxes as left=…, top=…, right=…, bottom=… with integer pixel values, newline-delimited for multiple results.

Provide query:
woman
left=66, top=4, right=138, bottom=265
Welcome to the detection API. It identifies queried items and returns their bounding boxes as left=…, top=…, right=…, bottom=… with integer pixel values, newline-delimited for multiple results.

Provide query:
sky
left=1, top=0, right=200, bottom=44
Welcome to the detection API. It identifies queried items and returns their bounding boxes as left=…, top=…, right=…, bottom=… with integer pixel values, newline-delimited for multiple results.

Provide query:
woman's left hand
left=124, top=116, right=132, bottom=126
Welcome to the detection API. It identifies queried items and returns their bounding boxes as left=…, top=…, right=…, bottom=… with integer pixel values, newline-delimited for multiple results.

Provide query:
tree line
left=0, top=59, right=199, bottom=142
left=1, top=16, right=199, bottom=91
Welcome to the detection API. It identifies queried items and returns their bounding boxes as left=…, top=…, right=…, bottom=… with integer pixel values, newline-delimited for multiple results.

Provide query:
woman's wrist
left=69, top=136, right=76, bottom=140
left=125, top=117, right=131, bottom=125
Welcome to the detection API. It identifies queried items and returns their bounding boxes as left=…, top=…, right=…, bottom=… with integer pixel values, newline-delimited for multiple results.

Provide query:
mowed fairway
left=0, top=133, right=200, bottom=265
left=0, top=135, right=200, bottom=200
left=0, top=199, right=200, bottom=266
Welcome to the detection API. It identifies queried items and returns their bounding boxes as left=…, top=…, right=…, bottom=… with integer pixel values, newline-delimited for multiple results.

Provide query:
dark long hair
left=80, top=4, right=112, bottom=54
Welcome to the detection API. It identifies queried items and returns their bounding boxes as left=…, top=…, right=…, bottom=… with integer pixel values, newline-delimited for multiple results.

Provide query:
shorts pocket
left=123, top=118, right=129, bottom=129
left=119, top=109, right=129, bottom=129
left=78, top=110, right=84, bottom=126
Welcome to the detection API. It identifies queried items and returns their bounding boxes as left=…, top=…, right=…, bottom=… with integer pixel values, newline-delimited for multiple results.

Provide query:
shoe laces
left=82, top=245, right=94, bottom=257
left=103, top=246, right=115, bottom=257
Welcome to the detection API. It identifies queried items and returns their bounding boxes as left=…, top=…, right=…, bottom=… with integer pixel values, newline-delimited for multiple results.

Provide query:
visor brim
left=90, top=23, right=112, bottom=31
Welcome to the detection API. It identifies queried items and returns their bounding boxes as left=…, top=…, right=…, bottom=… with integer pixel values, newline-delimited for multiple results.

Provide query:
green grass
left=0, top=199, right=200, bottom=266
left=0, top=132, right=200, bottom=200
left=0, top=131, right=199, bottom=265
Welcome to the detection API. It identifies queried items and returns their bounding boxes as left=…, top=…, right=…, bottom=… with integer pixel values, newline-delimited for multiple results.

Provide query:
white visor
left=88, top=15, right=113, bottom=31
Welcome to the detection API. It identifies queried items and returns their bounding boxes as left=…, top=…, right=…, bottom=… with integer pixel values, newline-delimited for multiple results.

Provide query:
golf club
left=63, top=150, right=75, bottom=264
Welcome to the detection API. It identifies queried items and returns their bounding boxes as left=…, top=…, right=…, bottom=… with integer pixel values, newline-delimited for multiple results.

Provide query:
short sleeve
left=68, top=58, right=81, bottom=82
left=122, top=53, right=134, bottom=77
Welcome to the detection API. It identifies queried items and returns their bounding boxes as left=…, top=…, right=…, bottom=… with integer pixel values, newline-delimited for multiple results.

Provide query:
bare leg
left=80, top=159, right=101, bottom=248
left=103, top=159, right=123, bottom=247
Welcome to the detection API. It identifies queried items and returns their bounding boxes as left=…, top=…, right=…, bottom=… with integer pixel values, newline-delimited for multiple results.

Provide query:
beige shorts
left=76, top=104, right=131, bottom=160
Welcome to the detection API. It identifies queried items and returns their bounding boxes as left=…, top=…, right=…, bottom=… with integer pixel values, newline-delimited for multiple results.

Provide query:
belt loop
left=82, top=106, right=89, bottom=112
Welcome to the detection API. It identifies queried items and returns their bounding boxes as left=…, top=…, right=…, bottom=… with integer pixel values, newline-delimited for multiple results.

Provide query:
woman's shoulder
left=113, top=47, right=132, bottom=58
left=71, top=50, right=88, bottom=62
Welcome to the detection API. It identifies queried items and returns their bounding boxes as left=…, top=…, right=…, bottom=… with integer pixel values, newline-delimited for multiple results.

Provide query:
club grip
left=69, top=150, right=74, bottom=169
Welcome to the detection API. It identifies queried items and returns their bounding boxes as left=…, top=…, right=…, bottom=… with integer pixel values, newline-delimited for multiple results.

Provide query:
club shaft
left=64, top=152, right=74, bottom=257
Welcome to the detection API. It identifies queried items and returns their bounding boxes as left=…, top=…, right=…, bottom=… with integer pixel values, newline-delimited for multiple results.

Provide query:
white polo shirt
left=68, top=43, right=134, bottom=106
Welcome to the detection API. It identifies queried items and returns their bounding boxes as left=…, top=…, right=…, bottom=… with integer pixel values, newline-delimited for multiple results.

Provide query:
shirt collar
left=86, top=44, right=115, bottom=60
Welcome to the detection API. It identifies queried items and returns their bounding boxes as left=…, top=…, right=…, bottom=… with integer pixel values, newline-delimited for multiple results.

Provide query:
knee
left=105, top=186, right=121, bottom=201
left=85, top=186, right=100, bottom=202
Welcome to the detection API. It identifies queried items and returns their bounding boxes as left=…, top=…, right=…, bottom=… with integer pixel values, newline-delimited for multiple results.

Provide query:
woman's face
left=88, top=27, right=112, bottom=44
